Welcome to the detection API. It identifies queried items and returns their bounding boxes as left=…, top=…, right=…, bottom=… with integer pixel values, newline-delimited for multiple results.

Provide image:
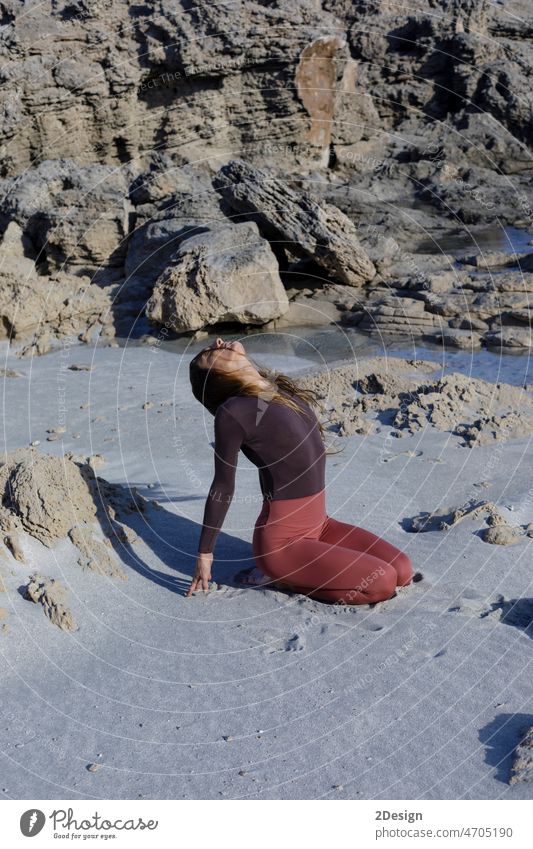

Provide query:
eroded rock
left=216, top=160, right=376, bottom=286
left=146, top=222, right=289, bottom=332
left=509, top=727, right=533, bottom=785
left=0, top=160, right=134, bottom=279
left=0, top=448, right=153, bottom=600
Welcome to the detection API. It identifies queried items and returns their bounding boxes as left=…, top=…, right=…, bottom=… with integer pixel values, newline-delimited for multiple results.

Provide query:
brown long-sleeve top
left=197, top=390, right=326, bottom=554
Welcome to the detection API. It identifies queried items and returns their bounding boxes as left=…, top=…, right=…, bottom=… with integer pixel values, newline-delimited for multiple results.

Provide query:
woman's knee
left=392, top=551, right=414, bottom=586
left=337, top=562, right=396, bottom=604
left=363, top=564, right=397, bottom=603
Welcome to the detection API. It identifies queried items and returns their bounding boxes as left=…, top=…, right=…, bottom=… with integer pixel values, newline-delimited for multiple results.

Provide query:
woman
left=187, top=338, right=414, bottom=603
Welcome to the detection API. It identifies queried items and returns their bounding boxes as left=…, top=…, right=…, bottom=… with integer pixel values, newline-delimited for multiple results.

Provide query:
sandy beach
left=0, top=336, right=532, bottom=800
left=1, top=0, right=533, bottom=816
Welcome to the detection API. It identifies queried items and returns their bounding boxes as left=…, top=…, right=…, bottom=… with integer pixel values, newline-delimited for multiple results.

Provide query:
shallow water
left=155, top=323, right=532, bottom=387
left=415, top=224, right=533, bottom=257
left=6, top=220, right=530, bottom=387
left=131, top=221, right=532, bottom=384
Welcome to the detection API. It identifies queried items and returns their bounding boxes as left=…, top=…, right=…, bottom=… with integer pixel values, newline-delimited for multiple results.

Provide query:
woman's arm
left=196, top=403, right=246, bottom=555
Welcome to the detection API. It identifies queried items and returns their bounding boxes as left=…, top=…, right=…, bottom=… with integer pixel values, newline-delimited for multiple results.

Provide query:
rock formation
left=146, top=221, right=289, bottom=332
left=509, top=726, right=533, bottom=785
left=0, top=221, right=115, bottom=355
left=0, top=0, right=531, bottom=344
left=0, top=447, right=157, bottom=591
left=216, top=159, right=376, bottom=286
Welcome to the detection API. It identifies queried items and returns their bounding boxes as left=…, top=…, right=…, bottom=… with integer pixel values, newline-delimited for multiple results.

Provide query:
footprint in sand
left=360, top=620, right=385, bottom=632
left=235, top=624, right=306, bottom=653
left=318, top=621, right=351, bottom=636
left=284, top=634, right=305, bottom=652
left=382, top=450, right=423, bottom=463
left=447, top=587, right=492, bottom=617
left=480, top=596, right=533, bottom=632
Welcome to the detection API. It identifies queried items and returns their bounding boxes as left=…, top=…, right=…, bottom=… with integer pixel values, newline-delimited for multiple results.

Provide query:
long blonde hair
left=189, top=346, right=328, bottom=442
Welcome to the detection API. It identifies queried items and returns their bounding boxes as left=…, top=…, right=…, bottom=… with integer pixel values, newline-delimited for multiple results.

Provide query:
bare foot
left=234, top=567, right=270, bottom=587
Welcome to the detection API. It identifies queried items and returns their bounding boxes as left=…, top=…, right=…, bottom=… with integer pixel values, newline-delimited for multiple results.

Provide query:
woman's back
left=222, top=390, right=326, bottom=500
left=197, top=390, right=325, bottom=553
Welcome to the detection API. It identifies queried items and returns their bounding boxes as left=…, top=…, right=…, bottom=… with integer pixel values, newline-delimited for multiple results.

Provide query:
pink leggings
left=252, top=489, right=413, bottom=604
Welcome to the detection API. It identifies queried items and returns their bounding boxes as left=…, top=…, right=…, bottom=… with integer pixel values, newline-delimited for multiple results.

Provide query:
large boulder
left=0, top=222, right=114, bottom=354
left=146, top=222, right=289, bottom=332
left=0, top=269, right=115, bottom=355
left=216, top=160, right=376, bottom=286
left=0, top=159, right=134, bottom=281
left=125, top=217, right=211, bottom=302
left=124, top=161, right=221, bottom=300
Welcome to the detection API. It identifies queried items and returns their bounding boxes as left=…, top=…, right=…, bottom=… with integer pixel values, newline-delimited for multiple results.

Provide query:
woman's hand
left=186, top=552, right=213, bottom=596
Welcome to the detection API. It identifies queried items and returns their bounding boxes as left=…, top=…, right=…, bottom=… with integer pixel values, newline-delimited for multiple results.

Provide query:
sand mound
left=409, top=499, right=506, bottom=532
left=481, top=525, right=524, bottom=546
left=300, top=358, right=533, bottom=445
left=408, top=498, right=532, bottom=545
left=68, top=525, right=126, bottom=579
left=509, top=726, right=533, bottom=785
left=0, top=448, right=97, bottom=546
left=23, top=574, right=76, bottom=632
left=0, top=448, right=148, bottom=584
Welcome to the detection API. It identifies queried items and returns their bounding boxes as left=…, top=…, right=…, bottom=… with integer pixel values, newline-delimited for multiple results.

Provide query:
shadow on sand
left=92, top=480, right=257, bottom=597
left=480, top=597, right=533, bottom=638
left=479, top=713, right=533, bottom=784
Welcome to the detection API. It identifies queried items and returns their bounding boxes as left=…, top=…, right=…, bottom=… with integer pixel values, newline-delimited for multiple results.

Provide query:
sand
left=23, top=575, right=77, bottom=632
left=300, top=359, right=533, bottom=446
left=0, top=341, right=531, bottom=800
left=509, top=727, right=533, bottom=785
left=0, top=449, right=98, bottom=547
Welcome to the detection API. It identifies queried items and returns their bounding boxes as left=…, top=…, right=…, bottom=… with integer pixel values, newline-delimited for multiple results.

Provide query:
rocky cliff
left=0, top=0, right=532, bottom=351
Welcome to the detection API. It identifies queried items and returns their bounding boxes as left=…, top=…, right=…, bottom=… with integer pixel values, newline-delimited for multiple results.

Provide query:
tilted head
left=188, top=338, right=324, bottom=439
left=189, top=338, right=272, bottom=415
